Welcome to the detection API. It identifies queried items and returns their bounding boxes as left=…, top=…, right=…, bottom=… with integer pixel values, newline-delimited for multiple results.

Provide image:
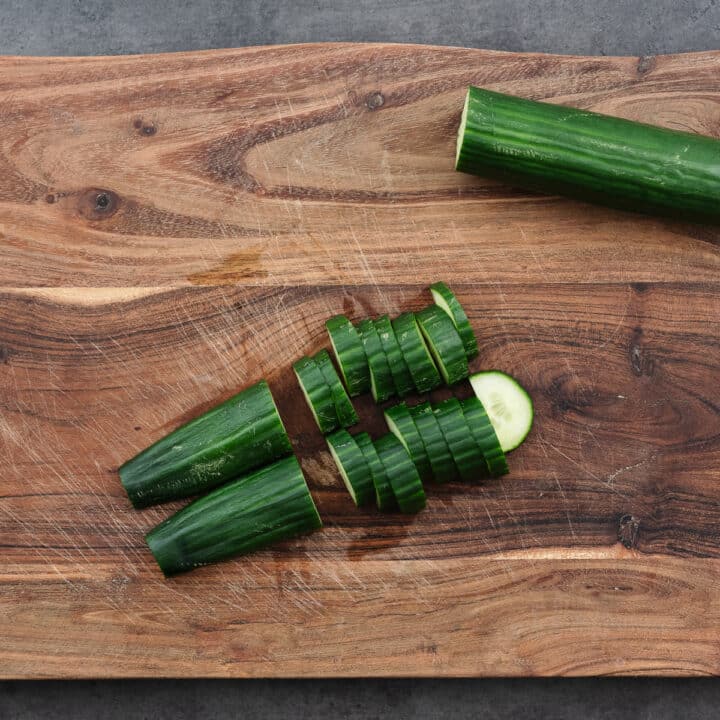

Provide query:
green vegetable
left=355, top=431, right=397, bottom=511
left=293, top=356, right=338, bottom=434
left=145, top=456, right=321, bottom=576
left=314, top=349, right=359, bottom=428
left=429, top=282, right=478, bottom=359
left=374, top=433, right=426, bottom=514
left=409, top=401, right=458, bottom=482
left=384, top=402, right=432, bottom=481
left=327, top=429, right=374, bottom=506
left=461, top=396, right=509, bottom=477
left=119, top=380, right=292, bottom=508
left=469, top=370, right=534, bottom=451
left=374, top=314, right=414, bottom=397
left=392, top=312, right=441, bottom=393
left=326, top=315, right=370, bottom=396
left=357, top=318, right=395, bottom=402
left=416, top=305, right=469, bottom=385
left=433, top=397, right=486, bottom=481
left=456, top=85, right=720, bottom=224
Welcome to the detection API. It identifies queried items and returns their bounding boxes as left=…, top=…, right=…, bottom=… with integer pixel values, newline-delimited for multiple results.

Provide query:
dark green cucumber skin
left=326, top=315, right=370, bottom=396
left=416, top=305, right=469, bottom=386
left=385, top=402, right=433, bottom=482
left=456, top=86, right=720, bottom=224
left=461, top=396, right=509, bottom=477
left=355, top=432, right=397, bottom=511
left=409, top=402, right=458, bottom=482
left=374, top=315, right=414, bottom=398
left=314, top=349, right=359, bottom=428
left=146, top=456, right=321, bottom=576
left=119, top=380, right=292, bottom=508
left=374, top=433, right=426, bottom=514
left=392, top=312, right=442, bottom=393
left=293, top=356, right=339, bottom=434
left=327, top=429, right=375, bottom=506
left=429, top=281, right=479, bottom=360
left=357, top=318, right=395, bottom=402
left=433, top=397, right=486, bottom=482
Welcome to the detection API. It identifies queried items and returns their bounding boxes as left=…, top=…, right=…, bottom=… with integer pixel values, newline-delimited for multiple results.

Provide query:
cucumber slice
left=461, top=396, right=509, bottom=477
left=429, top=281, right=478, bottom=359
left=416, top=305, right=469, bottom=386
left=469, top=371, right=534, bottom=452
left=374, top=433, right=426, bottom=514
left=145, top=456, right=322, bottom=576
left=409, top=402, right=458, bottom=482
left=357, top=318, right=395, bottom=402
left=384, top=402, right=432, bottom=481
left=327, top=429, right=374, bottom=506
left=355, top=431, right=397, bottom=511
left=293, top=356, right=339, bottom=434
left=374, top=314, right=414, bottom=398
left=391, top=312, right=442, bottom=393
left=119, top=380, right=293, bottom=508
left=314, top=349, right=359, bottom=429
left=433, top=397, right=486, bottom=482
left=326, top=314, right=370, bottom=396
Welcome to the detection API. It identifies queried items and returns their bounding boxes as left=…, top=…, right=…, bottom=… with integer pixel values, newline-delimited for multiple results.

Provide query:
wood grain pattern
left=1, top=43, right=720, bottom=678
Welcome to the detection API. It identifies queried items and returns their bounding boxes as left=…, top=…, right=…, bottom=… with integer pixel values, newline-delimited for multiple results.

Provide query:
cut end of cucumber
left=455, top=89, right=471, bottom=169
left=470, top=370, right=534, bottom=452
left=328, top=442, right=360, bottom=504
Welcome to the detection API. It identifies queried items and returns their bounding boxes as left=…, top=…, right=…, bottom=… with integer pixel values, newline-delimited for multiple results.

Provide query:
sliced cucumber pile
left=470, top=371, right=534, bottom=452
left=121, top=279, right=536, bottom=576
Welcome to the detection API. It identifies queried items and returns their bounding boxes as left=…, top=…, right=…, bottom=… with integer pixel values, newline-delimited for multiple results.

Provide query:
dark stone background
left=1, top=1, right=718, bottom=717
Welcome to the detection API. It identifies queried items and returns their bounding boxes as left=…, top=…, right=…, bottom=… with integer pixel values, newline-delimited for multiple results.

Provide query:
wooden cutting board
left=2, top=43, right=720, bottom=678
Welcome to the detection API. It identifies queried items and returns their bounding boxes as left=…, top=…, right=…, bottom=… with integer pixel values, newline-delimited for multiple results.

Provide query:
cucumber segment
left=314, top=349, right=359, bottom=428
left=327, top=429, right=374, bottom=506
left=461, top=396, right=509, bottom=477
left=384, top=402, right=433, bottom=481
left=293, top=356, right=339, bottom=434
left=326, top=314, right=370, bottom=396
left=374, top=433, right=426, bottom=514
left=429, top=281, right=479, bottom=360
left=145, top=456, right=322, bottom=576
left=392, top=312, right=442, bottom=393
left=433, top=397, right=486, bottom=482
left=119, top=380, right=293, bottom=508
left=355, top=431, right=397, bottom=511
left=374, top=314, right=414, bottom=398
left=416, top=305, right=469, bottom=386
left=456, top=85, right=720, bottom=224
left=409, top=402, right=458, bottom=482
left=469, top=371, right=534, bottom=452
left=357, top=318, right=395, bottom=402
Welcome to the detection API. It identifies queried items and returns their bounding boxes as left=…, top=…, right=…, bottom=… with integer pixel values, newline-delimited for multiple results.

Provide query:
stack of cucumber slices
left=118, top=282, right=533, bottom=575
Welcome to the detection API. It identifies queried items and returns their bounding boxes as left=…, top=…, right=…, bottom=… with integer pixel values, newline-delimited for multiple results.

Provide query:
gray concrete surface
left=1, top=1, right=719, bottom=717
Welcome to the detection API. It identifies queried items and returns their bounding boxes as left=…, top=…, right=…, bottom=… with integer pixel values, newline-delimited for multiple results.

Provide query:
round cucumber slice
left=355, top=432, right=397, bottom=511
left=461, top=396, right=509, bottom=477
left=314, top=349, right=359, bottom=429
left=293, top=356, right=339, bottom=434
left=433, top=397, right=486, bottom=482
left=416, top=305, right=469, bottom=386
left=374, top=433, right=426, bottom=514
left=429, top=281, right=479, bottom=359
left=384, top=402, right=432, bottom=481
left=374, top=315, right=414, bottom=398
left=326, top=315, right=370, bottom=396
left=326, top=429, right=374, bottom=506
left=469, top=371, right=534, bottom=452
left=357, top=318, right=395, bottom=402
left=409, top=402, right=458, bottom=482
